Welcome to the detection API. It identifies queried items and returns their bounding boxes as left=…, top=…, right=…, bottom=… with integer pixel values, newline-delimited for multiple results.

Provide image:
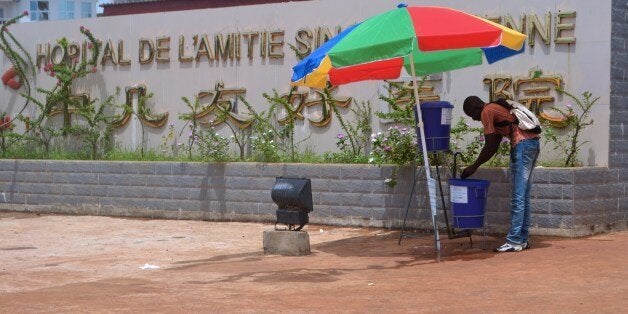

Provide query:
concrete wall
left=608, top=0, right=628, bottom=232
left=609, top=1, right=627, bottom=167
left=1, top=159, right=625, bottom=236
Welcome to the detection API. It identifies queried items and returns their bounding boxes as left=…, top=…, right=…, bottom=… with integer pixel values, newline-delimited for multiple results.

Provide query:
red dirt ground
left=0, top=212, right=626, bottom=312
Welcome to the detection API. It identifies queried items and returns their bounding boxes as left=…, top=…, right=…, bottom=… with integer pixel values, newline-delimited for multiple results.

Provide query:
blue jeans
left=507, top=138, right=540, bottom=244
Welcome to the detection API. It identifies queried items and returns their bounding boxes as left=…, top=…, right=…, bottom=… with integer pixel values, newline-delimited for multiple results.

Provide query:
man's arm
left=461, top=133, right=502, bottom=178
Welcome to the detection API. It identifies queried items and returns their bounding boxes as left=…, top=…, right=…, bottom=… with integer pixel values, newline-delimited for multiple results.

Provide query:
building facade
left=0, top=0, right=625, bottom=235
left=0, top=0, right=99, bottom=23
left=100, top=0, right=311, bottom=16
left=4, top=0, right=613, bottom=166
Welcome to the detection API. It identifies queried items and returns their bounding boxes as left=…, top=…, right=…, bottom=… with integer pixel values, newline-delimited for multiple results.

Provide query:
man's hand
left=459, top=134, right=502, bottom=179
left=461, top=166, right=477, bottom=179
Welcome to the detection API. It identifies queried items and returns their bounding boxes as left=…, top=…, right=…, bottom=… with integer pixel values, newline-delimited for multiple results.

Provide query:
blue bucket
left=448, top=178, right=490, bottom=229
left=413, top=101, right=454, bottom=152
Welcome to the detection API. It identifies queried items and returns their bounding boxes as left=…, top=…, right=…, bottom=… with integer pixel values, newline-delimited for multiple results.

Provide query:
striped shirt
left=481, top=103, right=540, bottom=148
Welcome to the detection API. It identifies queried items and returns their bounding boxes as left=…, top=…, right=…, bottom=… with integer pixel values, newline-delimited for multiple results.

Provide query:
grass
left=0, top=146, right=343, bottom=164
left=0, top=139, right=570, bottom=167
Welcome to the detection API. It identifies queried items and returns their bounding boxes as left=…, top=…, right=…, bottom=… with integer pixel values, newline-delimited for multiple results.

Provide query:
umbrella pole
left=408, top=53, right=441, bottom=252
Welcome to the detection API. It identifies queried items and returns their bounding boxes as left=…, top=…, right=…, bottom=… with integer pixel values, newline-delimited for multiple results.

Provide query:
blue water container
left=448, top=178, right=490, bottom=229
left=413, top=101, right=454, bottom=152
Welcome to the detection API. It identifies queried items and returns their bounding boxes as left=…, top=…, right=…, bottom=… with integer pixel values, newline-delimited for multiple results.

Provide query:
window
left=58, top=1, right=75, bottom=20
left=29, top=1, right=49, bottom=21
left=0, top=8, right=5, bottom=24
left=80, top=2, right=92, bottom=18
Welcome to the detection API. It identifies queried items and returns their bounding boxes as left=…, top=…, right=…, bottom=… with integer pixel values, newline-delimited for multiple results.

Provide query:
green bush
left=369, top=126, right=420, bottom=187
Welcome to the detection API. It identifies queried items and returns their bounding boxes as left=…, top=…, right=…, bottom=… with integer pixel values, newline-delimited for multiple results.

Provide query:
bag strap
left=492, top=100, right=515, bottom=138
left=492, top=99, right=541, bottom=136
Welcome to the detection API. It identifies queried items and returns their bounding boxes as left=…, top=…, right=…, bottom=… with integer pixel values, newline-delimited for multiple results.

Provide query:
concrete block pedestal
left=263, top=229, right=310, bottom=256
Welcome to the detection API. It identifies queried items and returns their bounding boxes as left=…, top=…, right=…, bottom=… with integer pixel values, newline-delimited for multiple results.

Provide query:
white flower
left=368, top=157, right=374, bottom=163
left=384, top=178, right=392, bottom=183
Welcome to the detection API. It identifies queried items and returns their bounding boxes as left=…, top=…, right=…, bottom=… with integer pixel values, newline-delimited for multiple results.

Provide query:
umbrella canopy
left=291, top=5, right=526, bottom=88
left=290, top=5, right=527, bottom=252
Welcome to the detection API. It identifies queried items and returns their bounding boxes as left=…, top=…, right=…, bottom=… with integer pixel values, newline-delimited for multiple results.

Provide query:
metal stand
left=398, top=151, right=476, bottom=246
left=397, top=163, right=423, bottom=243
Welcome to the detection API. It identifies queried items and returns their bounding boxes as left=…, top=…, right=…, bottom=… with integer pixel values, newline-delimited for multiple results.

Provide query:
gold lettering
left=555, top=11, right=576, bottom=44
left=118, top=40, right=131, bottom=66
left=304, top=86, right=352, bottom=127
left=138, top=38, right=154, bottom=64
left=277, top=87, right=308, bottom=125
left=48, top=94, right=88, bottom=132
left=100, top=40, right=118, bottom=66
left=268, top=30, right=284, bottom=59
left=195, top=34, right=215, bottom=62
left=178, top=35, right=193, bottom=62
left=234, top=33, right=241, bottom=60
left=504, top=14, right=526, bottom=33
left=127, top=85, right=169, bottom=128
left=483, top=76, right=513, bottom=102
left=194, top=83, right=251, bottom=129
left=110, top=90, right=132, bottom=128
left=241, top=31, right=259, bottom=60
left=196, top=90, right=213, bottom=112
left=66, top=43, right=80, bottom=63
left=418, top=85, right=440, bottom=102
left=260, top=31, right=267, bottom=58
left=482, top=71, right=568, bottom=127
left=514, top=73, right=566, bottom=127
left=36, top=43, right=50, bottom=68
left=155, top=36, right=171, bottom=63
left=50, top=44, right=65, bottom=65
left=518, top=96, right=555, bottom=120
left=295, top=28, right=313, bottom=57
left=215, top=33, right=234, bottom=61
left=484, top=16, right=501, bottom=24
left=81, top=41, right=88, bottom=64
left=383, top=80, right=441, bottom=112
left=315, top=26, right=334, bottom=49
left=527, top=12, right=551, bottom=47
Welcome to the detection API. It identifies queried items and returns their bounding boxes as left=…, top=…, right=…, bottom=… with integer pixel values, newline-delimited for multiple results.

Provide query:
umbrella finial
left=397, top=3, right=407, bottom=8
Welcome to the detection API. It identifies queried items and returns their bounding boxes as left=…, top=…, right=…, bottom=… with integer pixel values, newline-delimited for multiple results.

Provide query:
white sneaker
left=494, top=242, right=523, bottom=252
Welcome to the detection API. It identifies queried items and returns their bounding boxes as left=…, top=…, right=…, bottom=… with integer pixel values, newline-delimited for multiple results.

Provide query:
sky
left=97, top=0, right=107, bottom=14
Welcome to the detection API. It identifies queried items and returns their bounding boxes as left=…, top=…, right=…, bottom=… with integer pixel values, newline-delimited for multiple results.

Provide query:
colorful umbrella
left=291, top=5, right=526, bottom=88
left=291, top=4, right=527, bottom=251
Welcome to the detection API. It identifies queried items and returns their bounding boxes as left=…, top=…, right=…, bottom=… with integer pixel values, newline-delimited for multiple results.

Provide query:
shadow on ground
left=163, top=229, right=559, bottom=284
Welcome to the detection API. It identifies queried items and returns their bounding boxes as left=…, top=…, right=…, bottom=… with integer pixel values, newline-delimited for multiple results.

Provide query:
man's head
left=463, top=96, right=486, bottom=121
